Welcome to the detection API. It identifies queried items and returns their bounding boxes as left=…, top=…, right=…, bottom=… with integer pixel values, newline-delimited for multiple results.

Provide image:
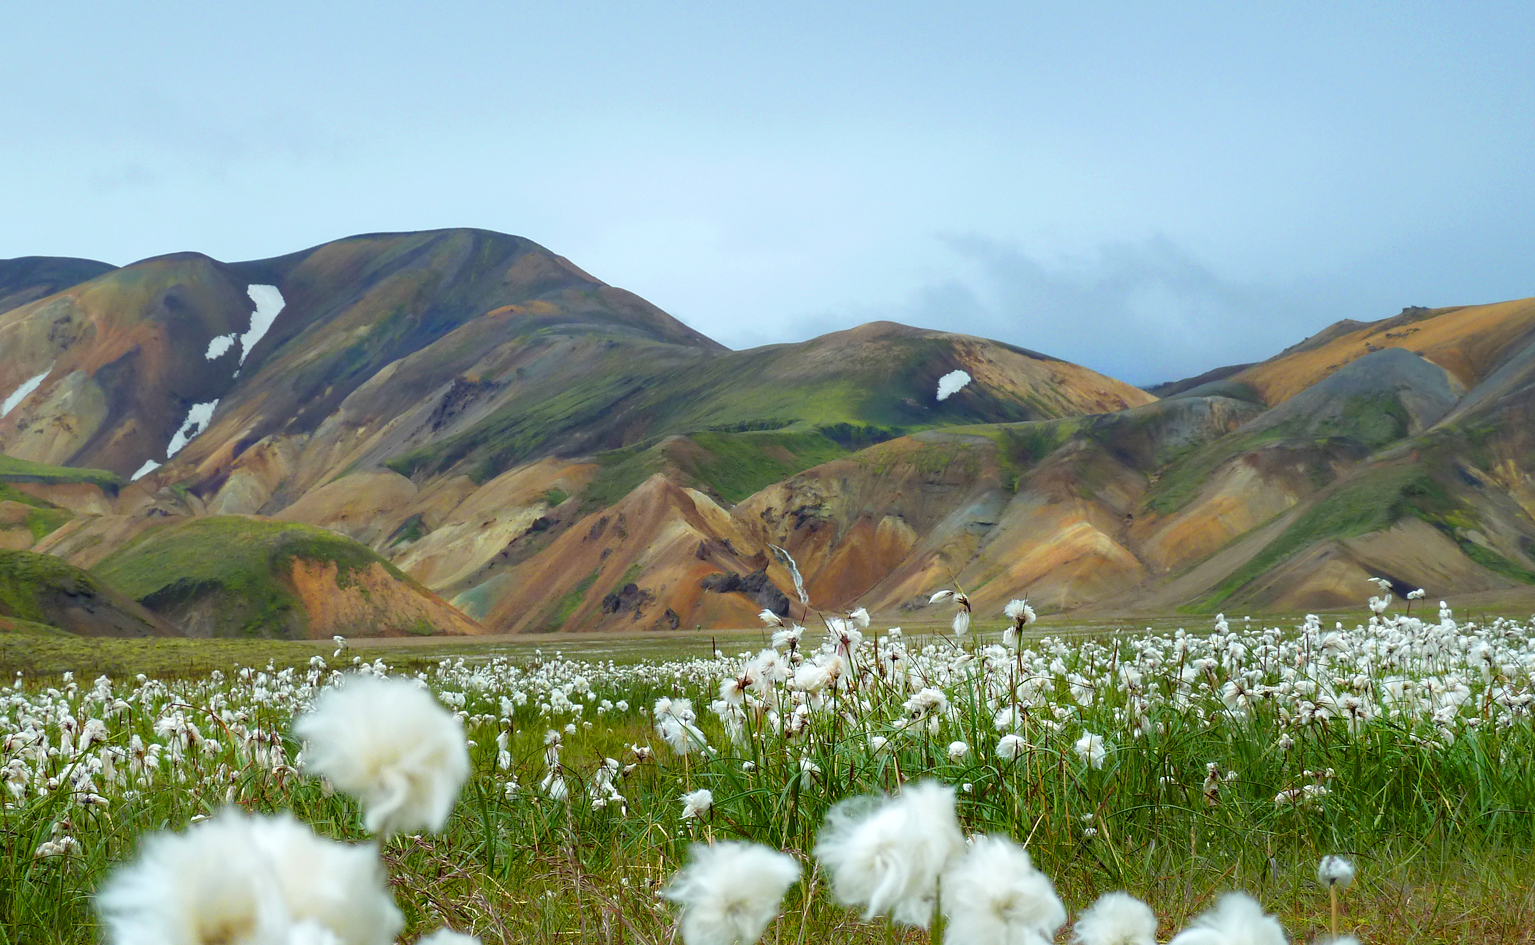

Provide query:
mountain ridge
left=3, top=227, right=1534, bottom=635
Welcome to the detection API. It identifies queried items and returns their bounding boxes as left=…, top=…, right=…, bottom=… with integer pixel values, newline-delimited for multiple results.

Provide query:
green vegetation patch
left=544, top=569, right=600, bottom=631
left=683, top=431, right=849, bottom=504
left=93, top=516, right=409, bottom=638
left=577, top=446, right=665, bottom=514
left=1194, top=466, right=1436, bottom=611
left=1394, top=474, right=1535, bottom=584
left=0, top=454, right=122, bottom=491
left=1143, top=430, right=1283, bottom=517
left=0, top=550, right=105, bottom=625
left=24, top=506, right=73, bottom=541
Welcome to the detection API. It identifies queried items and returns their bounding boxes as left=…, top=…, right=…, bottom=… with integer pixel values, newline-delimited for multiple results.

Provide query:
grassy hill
left=94, top=516, right=481, bottom=639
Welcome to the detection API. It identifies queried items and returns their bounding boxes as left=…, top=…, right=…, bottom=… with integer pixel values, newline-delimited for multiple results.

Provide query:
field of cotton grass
left=3, top=587, right=1535, bottom=944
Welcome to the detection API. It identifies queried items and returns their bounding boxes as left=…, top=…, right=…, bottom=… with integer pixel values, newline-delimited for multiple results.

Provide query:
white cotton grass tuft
left=416, top=931, right=483, bottom=945
left=1074, top=732, right=1107, bottom=770
left=813, top=780, right=965, bottom=927
left=1004, top=599, right=1036, bottom=627
left=655, top=697, right=710, bottom=755
left=96, top=808, right=402, bottom=945
left=936, top=370, right=972, bottom=401
left=681, top=788, right=714, bottom=820
left=291, top=675, right=470, bottom=837
left=940, top=834, right=1065, bottom=945
left=663, top=841, right=801, bottom=945
left=1318, top=854, right=1356, bottom=937
left=1166, top=892, right=1286, bottom=945
left=249, top=814, right=402, bottom=945
left=1072, top=892, right=1157, bottom=945
left=1317, top=855, right=1355, bottom=889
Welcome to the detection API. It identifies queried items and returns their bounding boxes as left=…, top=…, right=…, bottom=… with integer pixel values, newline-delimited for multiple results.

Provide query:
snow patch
left=936, top=370, right=972, bottom=401
left=130, top=460, right=161, bottom=482
left=240, top=285, right=284, bottom=365
left=165, top=399, right=219, bottom=458
left=205, top=334, right=238, bottom=360
left=1, top=365, right=53, bottom=417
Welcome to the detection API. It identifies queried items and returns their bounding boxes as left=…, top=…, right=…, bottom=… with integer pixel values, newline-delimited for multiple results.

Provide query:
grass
left=92, top=516, right=415, bottom=638
left=0, top=455, right=122, bottom=491
left=1142, top=430, right=1279, bottom=517
left=680, top=431, right=849, bottom=504
left=0, top=476, right=78, bottom=543
left=23, top=507, right=72, bottom=541
left=0, top=551, right=109, bottom=626
left=3, top=609, right=1534, bottom=944
left=544, top=570, right=601, bottom=631
left=575, top=429, right=855, bottom=512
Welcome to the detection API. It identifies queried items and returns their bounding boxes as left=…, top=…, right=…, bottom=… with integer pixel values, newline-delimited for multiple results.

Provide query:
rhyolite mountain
left=3, top=229, right=1534, bottom=637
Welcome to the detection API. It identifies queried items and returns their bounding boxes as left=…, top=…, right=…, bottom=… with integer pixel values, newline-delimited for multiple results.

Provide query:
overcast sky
left=3, top=2, right=1531, bottom=384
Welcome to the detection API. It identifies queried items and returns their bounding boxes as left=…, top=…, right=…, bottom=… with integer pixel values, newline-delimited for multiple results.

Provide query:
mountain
left=0, top=549, right=175, bottom=637
left=0, top=256, right=116, bottom=317
left=4, top=228, right=1534, bottom=633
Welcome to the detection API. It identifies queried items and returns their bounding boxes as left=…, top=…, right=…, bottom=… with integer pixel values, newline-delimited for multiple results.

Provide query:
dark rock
left=699, top=568, right=789, bottom=616
left=601, top=582, right=654, bottom=619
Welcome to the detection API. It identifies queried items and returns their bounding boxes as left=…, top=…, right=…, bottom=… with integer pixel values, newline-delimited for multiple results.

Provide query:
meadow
left=2, top=591, right=1533, bottom=944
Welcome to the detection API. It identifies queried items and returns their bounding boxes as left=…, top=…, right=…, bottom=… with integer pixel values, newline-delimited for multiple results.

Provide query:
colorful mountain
left=3, top=233, right=1533, bottom=634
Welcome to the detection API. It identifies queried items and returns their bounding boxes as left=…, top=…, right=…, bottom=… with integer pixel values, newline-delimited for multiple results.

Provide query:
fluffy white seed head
left=995, top=734, right=1027, bottom=761
left=1072, top=892, right=1157, bottom=945
left=814, top=780, right=965, bottom=927
left=941, top=835, right=1065, bottom=945
left=247, top=813, right=402, bottom=945
left=682, top=789, right=714, bottom=820
left=664, top=841, right=802, bottom=945
left=953, top=611, right=972, bottom=636
left=1317, top=855, right=1355, bottom=889
left=416, top=931, right=482, bottom=945
left=1166, top=893, right=1286, bottom=945
left=96, top=808, right=402, bottom=945
left=1004, top=600, right=1036, bottom=625
left=1074, top=733, right=1107, bottom=770
left=292, top=675, right=470, bottom=837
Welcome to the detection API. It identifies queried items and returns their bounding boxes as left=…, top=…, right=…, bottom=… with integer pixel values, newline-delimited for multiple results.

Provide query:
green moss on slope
left=93, top=516, right=411, bottom=638
left=0, top=455, right=123, bottom=491
left=1192, top=467, right=1480, bottom=611
left=682, top=431, right=850, bottom=504
left=0, top=550, right=106, bottom=625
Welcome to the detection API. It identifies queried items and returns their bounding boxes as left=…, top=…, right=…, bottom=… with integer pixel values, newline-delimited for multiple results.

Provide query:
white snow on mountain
left=1, top=365, right=53, bottom=417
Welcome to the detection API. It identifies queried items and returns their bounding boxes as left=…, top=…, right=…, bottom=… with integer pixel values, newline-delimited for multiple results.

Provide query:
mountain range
left=2, top=228, right=1533, bottom=639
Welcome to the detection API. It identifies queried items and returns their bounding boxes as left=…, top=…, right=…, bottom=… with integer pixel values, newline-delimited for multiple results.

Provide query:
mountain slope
left=7, top=227, right=1535, bottom=628
left=0, top=549, right=176, bottom=637
left=92, top=515, right=482, bottom=638
left=0, top=256, right=116, bottom=317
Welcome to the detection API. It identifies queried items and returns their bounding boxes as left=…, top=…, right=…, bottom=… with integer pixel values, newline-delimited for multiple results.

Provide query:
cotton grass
left=1166, top=893, right=1286, bottom=945
left=664, top=841, right=801, bottom=945
left=814, top=780, right=964, bottom=927
left=940, top=835, right=1065, bottom=945
left=96, top=808, right=401, bottom=945
left=1071, top=892, right=1157, bottom=945
left=291, top=675, right=469, bottom=837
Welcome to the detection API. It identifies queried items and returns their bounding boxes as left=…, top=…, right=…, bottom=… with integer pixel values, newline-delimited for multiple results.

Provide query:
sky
left=3, top=2, right=1532, bottom=385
